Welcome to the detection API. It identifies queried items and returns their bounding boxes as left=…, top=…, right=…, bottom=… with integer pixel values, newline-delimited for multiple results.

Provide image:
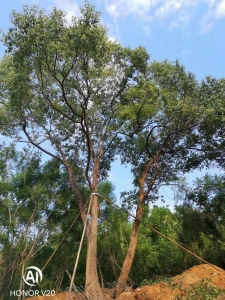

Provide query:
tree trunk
left=85, top=160, right=104, bottom=300
left=67, top=163, right=104, bottom=299
left=114, top=156, right=159, bottom=298
left=18, top=263, right=25, bottom=300
left=85, top=193, right=104, bottom=300
left=113, top=203, right=143, bottom=298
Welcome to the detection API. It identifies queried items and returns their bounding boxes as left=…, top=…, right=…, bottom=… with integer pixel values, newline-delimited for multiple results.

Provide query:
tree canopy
left=0, top=2, right=225, bottom=300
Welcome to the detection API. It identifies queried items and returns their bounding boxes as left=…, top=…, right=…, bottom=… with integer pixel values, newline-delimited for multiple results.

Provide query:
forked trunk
left=113, top=204, right=143, bottom=298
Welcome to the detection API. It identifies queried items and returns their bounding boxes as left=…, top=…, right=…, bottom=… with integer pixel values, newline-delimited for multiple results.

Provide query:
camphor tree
left=0, top=3, right=149, bottom=299
left=113, top=60, right=225, bottom=297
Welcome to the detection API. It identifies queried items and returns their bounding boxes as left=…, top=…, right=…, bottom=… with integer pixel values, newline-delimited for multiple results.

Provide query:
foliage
left=183, top=174, right=225, bottom=268
left=0, top=3, right=225, bottom=298
left=0, top=3, right=150, bottom=298
left=1, top=150, right=225, bottom=295
left=175, top=279, right=225, bottom=300
left=0, top=150, right=85, bottom=295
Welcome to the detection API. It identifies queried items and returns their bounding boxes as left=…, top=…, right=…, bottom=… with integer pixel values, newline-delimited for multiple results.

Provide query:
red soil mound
left=172, top=264, right=225, bottom=290
left=116, top=284, right=176, bottom=300
left=25, top=264, right=225, bottom=300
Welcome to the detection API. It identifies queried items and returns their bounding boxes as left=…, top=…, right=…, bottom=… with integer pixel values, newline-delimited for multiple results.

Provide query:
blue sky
left=1, top=0, right=224, bottom=206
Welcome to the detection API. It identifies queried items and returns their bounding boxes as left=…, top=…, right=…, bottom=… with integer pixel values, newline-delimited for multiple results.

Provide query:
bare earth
left=25, top=264, right=225, bottom=300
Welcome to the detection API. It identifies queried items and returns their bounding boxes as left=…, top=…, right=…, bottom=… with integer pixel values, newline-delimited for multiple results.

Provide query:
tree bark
left=114, top=153, right=160, bottom=298
left=85, top=198, right=104, bottom=300
left=113, top=203, right=143, bottom=298
left=67, top=165, right=88, bottom=227
left=18, top=263, right=25, bottom=300
left=85, top=161, right=104, bottom=300
left=66, top=161, right=104, bottom=299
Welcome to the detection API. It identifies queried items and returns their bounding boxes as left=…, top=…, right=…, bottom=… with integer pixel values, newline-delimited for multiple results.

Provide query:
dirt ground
left=25, top=264, right=225, bottom=300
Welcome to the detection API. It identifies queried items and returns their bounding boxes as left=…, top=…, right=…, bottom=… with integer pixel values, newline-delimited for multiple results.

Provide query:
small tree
left=0, top=149, right=56, bottom=298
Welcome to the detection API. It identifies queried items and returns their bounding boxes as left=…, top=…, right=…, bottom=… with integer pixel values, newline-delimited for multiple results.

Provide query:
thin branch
left=22, top=121, right=64, bottom=164
left=37, top=60, right=81, bottom=123
left=43, top=48, right=83, bottom=119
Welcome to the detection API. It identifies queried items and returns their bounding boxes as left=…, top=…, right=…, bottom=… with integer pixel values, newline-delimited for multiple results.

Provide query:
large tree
left=113, top=60, right=225, bottom=297
left=0, top=3, right=149, bottom=299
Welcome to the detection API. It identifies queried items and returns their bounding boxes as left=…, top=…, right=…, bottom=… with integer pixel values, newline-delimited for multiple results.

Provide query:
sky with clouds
left=0, top=0, right=224, bottom=206
left=1, top=0, right=225, bottom=80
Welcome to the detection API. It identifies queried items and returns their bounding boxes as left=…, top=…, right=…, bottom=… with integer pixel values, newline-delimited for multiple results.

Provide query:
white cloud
left=47, top=0, right=80, bottom=21
left=200, top=9, right=214, bottom=33
left=25, top=0, right=80, bottom=21
left=215, top=0, right=225, bottom=18
left=106, top=3, right=119, bottom=19
left=102, top=0, right=225, bottom=33
left=105, top=0, right=156, bottom=20
left=24, top=0, right=225, bottom=33
left=199, top=0, right=225, bottom=32
left=155, top=0, right=182, bottom=18
left=104, top=0, right=198, bottom=30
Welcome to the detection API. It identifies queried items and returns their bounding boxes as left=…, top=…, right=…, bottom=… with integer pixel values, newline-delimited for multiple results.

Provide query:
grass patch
left=175, top=279, right=225, bottom=300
